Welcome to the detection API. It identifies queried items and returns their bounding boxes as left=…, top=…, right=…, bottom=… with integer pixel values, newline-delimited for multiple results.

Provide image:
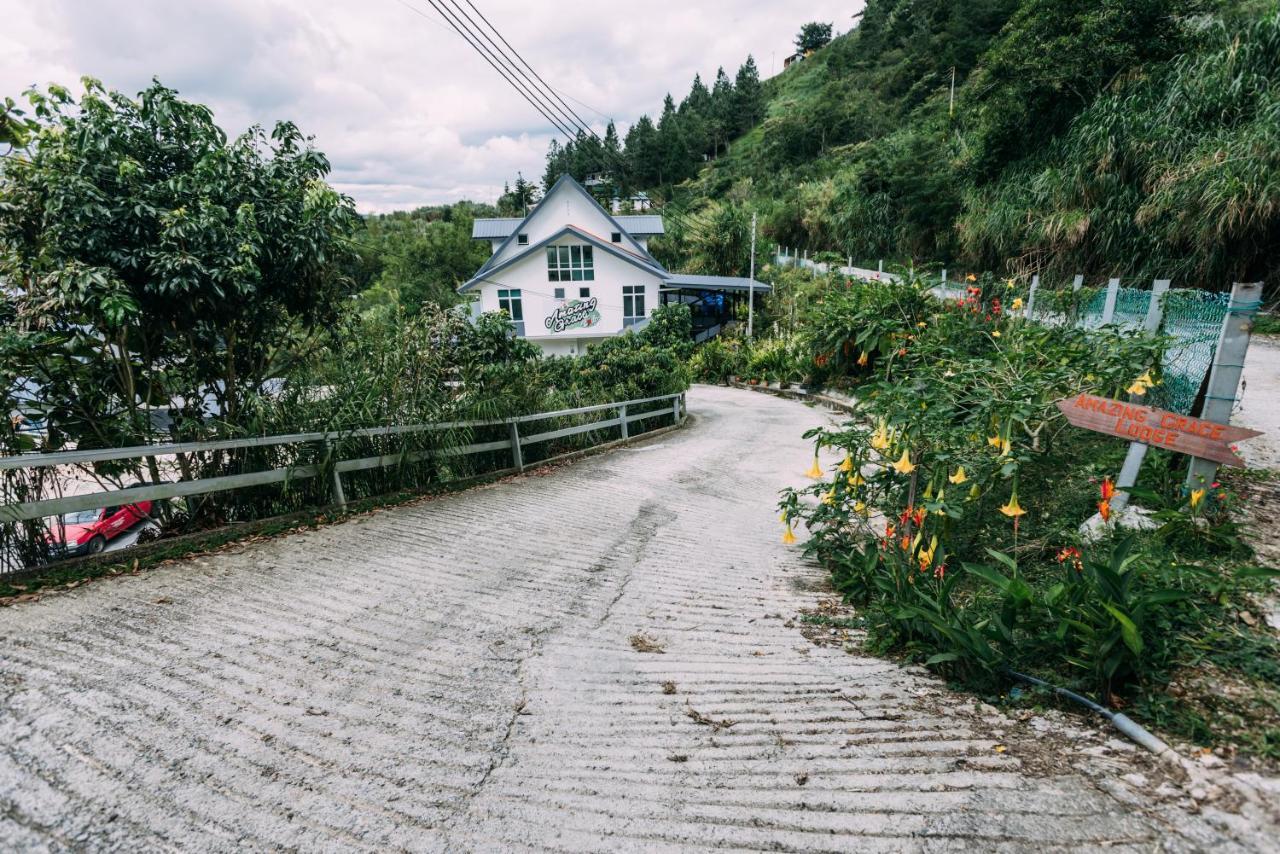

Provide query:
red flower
left=1100, top=477, right=1116, bottom=501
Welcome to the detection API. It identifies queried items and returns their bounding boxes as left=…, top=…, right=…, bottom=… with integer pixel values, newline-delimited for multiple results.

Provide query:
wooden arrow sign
left=1056, top=393, right=1262, bottom=468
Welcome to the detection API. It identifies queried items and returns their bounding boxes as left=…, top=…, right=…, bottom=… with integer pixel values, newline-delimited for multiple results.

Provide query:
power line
left=397, top=0, right=704, bottom=237
left=409, top=0, right=578, bottom=140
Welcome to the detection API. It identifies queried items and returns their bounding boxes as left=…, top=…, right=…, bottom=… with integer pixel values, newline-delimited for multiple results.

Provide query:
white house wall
left=474, top=237, right=663, bottom=355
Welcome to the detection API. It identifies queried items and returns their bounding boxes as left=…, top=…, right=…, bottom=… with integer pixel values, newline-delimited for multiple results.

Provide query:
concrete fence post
left=940, top=268, right=948, bottom=300
left=508, top=421, right=524, bottom=472
left=1101, top=277, right=1120, bottom=325
left=1144, top=279, right=1171, bottom=333
left=1072, top=274, right=1084, bottom=292
left=672, top=395, right=681, bottom=424
left=1185, top=281, right=1263, bottom=491
left=1024, top=274, right=1040, bottom=320
left=618, top=403, right=629, bottom=440
left=325, top=440, right=347, bottom=510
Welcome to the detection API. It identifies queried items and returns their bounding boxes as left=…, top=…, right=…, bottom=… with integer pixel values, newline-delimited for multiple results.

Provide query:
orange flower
left=1100, top=477, right=1116, bottom=501
left=1098, top=500, right=1112, bottom=522
left=1000, top=494, right=1027, bottom=518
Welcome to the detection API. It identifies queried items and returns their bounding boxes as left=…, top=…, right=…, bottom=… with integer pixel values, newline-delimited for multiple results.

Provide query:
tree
left=497, top=172, right=538, bottom=215
left=709, top=67, right=735, bottom=157
left=623, top=114, right=659, bottom=187
left=795, top=22, right=834, bottom=52
left=732, top=56, right=764, bottom=135
left=0, top=79, right=359, bottom=453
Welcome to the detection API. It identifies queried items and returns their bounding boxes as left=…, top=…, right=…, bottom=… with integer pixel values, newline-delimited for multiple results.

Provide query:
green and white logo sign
left=545, top=297, right=601, bottom=333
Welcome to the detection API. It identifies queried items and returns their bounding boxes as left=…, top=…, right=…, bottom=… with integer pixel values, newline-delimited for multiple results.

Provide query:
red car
left=48, top=498, right=153, bottom=558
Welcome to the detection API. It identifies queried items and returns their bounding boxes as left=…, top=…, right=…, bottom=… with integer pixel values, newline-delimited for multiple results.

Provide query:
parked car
left=47, top=497, right=154, bottom=558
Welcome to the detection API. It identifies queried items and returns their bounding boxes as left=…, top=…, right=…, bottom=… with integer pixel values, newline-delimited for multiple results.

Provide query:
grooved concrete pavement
left=0, top=385, right=1267, bottom=851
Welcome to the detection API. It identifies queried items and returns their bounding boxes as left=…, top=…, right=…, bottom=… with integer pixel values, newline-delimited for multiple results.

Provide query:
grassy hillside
left=642, top=0, right=1280, bottom=292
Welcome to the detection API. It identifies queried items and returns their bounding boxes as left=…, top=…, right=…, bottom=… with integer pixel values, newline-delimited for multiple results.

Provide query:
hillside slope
left=548, top=0, right=1280, bottom=292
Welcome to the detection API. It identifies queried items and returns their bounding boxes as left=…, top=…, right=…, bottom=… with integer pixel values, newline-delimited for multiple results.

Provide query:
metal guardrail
left=0, top=392, right=687, bottom=524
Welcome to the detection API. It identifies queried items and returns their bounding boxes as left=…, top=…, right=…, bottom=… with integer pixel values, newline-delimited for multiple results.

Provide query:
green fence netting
left=1153, top=289, right=1231, bottom=415
left=1024, top=283, right=1229, bottom=415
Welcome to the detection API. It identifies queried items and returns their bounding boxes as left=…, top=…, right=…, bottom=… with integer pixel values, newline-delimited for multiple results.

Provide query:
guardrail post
left=508, top=421, right=524, bottom=472
left=1024, top=274, right=1039, bottom=320
left=672, top=395, right=681, bottom=424
left=325, top=440, right=347, bottom=510
left=1144, top=279, right=1170, bottom=333
left=1101, top=277, right=1120, bottom=325
left=1185, top=281, right=1262, bottom=492
left=619, top=403, right=629, bottom=440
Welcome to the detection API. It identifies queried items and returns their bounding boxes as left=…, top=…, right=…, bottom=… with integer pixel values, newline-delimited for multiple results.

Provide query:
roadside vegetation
left=697, top=267, right=1279, bottom=764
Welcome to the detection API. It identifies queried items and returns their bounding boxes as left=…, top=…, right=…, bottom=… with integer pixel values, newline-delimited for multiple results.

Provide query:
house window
left=554, top=287, right=565, bottom=299
left=611, top=232, right=622, bottom=243
left=623, top=285, right=646, bottom=326
left=497, top=288, right=524, bottom=336
left=579, top=287, right=591, bottom=298
left=546, top=245, right=594, bottom=282
left=517, top=233, right=529, bottom=245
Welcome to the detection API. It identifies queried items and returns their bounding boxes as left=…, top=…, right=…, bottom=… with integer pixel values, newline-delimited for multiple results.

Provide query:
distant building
left=462, top=175, right=767, bottom=356
left=783, top=51, right=807, bottom=69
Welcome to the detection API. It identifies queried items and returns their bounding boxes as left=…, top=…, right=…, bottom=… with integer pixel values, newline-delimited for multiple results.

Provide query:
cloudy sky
left=1, top=0, right=861, bottom=212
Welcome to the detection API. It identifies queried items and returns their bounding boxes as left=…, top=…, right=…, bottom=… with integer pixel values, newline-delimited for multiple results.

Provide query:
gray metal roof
left=471, top=214, right=665, bottom=240
left=471, top=218, right=525, bottom=239
left=662, top=274, right=771, bottom=293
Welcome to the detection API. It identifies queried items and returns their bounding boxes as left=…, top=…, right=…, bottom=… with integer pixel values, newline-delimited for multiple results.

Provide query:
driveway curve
left=0, top=385, right=1270, bottom=852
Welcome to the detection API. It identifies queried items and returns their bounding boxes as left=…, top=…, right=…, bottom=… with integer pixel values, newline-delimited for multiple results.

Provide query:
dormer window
left=517, top=233, right=529, bottom=245
left=611, top=232, right=622, bottom=243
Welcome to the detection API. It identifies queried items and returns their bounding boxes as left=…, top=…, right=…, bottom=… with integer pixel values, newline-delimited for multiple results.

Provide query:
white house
left=462, top=175, right=767, bottom=356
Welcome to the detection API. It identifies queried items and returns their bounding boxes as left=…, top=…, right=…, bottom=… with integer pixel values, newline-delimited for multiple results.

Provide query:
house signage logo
left=545, top=297, right=601, bottom=333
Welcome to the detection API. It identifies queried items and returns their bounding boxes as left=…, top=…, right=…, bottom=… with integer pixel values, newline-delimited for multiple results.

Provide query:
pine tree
left=624, top=114, right=659, bottom=187
left=709, top=67, right=735, bottom=157
left=733, top=56, right=764, bottom=135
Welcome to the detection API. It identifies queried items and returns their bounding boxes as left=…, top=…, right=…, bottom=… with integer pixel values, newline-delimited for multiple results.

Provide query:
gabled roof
left=459, top=225, right=668, bottom=293
left=472, top=174, right=662, bottom=278
left=471, top=214, right=664, bottom=240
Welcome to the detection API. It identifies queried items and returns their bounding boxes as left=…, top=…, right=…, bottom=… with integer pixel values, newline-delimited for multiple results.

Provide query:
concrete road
left=0, top=386, right=1270, bottom=851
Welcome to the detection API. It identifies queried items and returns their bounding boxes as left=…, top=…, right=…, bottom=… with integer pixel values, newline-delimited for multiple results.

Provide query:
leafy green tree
left=0, top=79, right=359, bottom=452
left=795, top=22, right=834, bottom=52
left=962, top=0, right=1193, bottom=179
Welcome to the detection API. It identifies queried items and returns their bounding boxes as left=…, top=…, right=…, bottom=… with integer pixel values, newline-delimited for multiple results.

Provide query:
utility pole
left=747, top=211, right=758, bottom=339
left=949, top=67, right=956, bottom=118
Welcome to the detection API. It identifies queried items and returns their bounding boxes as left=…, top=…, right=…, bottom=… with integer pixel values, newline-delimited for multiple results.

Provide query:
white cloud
left=0, top=0, right=861, bottom=211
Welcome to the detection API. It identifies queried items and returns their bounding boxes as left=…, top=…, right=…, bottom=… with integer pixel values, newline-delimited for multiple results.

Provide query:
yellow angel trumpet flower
left=847, top=472, right=865, bottom=487
left=805, top=455, right=823, bottom=478
left=1127, top=370, right=1155, bottom=396
left=968, top=483, right=981, bottom=500
left=1011, top=297, right=1024, bottom=311
left=853, top=500, right=867, bottom=514
left=1189, top=488, right=1206, bottom=510
left=892, top=449, right=916, bottom=475
left=870, top=422, right=891, bottom=451
left=948, top=466, right=968, bottom=485
left=782, top=523, right=797, bottom=545
left=822, top=488, right=837, bottom=506
left=839, top=455, right=854, bottom=473
left=857, top=350, right=869, bottom=367
left=999, top=493, right=1027, bottom=518
left=987, top=434, right=1004, bottom=449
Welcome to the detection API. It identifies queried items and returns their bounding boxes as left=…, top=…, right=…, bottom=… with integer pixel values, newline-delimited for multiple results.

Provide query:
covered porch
left=659, top=274, right=771, bottom=341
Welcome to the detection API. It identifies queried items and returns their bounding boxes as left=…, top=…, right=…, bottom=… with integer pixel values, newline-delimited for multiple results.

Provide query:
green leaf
left=1103, top=603, right=1143, bottom=656
left=925, top=652, right=962, bottom=665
